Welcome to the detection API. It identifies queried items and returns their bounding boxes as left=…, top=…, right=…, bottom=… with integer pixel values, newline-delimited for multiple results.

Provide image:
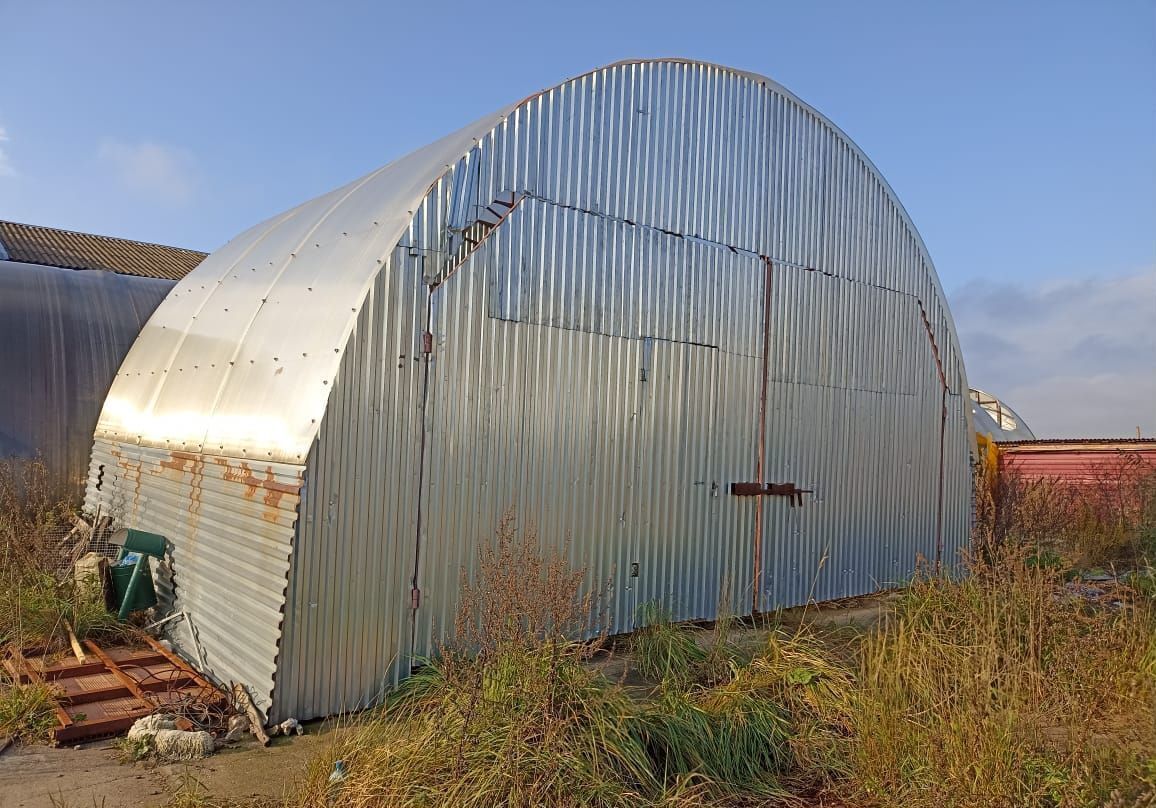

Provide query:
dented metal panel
left=85, top=438, right=301, bottom=718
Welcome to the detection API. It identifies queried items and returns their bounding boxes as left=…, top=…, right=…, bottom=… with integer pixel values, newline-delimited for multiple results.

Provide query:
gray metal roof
left=0, top=220, right=205, bottom=280
left=93, top=58, right=968, bottom=466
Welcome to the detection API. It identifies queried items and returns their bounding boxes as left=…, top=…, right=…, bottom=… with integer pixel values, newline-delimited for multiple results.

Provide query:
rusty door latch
left=730, top=481, right=813, bottom=506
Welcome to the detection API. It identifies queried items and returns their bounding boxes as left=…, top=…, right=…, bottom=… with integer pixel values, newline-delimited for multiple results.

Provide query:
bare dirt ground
left=0, top=595, right=894, bottom=808
left=0, top=720, right=334, bottom=808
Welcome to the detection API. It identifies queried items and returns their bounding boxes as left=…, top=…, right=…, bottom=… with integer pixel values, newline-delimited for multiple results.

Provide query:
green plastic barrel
left=111, top=559, right=158, bottom=615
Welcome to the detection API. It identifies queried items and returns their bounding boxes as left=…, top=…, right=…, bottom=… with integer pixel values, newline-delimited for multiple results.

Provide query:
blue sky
left=1, top=0, right=1152, bottom=436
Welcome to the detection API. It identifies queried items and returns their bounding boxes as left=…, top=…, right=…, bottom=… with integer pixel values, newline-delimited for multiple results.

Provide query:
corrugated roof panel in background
left=0, top=220, right=206, bottom=280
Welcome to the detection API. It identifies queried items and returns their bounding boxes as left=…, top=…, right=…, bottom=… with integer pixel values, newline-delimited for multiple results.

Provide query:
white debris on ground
left=127, top=714, right=215, bottom=761
left=275, top=717, right=305, bottom=737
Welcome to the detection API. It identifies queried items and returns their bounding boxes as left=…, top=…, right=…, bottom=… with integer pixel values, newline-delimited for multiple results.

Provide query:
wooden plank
left=82, top=641, right=151, bottom=705
left=63, top=621, right=87, bottom=664
left=55, top=713, right=148, bottom=744
left=40, top=660, right=135, bottom=680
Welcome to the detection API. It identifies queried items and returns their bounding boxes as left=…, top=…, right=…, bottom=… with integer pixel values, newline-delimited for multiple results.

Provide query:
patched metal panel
left=754, top=266, right=950, bottom=609
left=0, top=260, right=173, bottom=494
left=84, top=439, right=302, bottom=718
left=417, top=240, right=730, bottom=652
left=487, top=198, right=763, bottom=354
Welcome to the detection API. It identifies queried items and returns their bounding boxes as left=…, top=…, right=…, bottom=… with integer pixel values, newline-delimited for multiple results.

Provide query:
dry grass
left=0, top=458, right=125, bottom=652
left=974, top=452, right=1156, bottom=570
left=846, top=547, right=1156, bottom=808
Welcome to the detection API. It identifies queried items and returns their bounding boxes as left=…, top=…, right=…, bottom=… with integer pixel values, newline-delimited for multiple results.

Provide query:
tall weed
left=847, top=546, right=1156, bottom=807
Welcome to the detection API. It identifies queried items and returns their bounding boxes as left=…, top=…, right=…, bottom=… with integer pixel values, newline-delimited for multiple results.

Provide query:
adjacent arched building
left=970, top=387, right=1036, bottom=442
left=0, top=220, right=203, bottom=496
left=86, top=59, right=973, bottom=720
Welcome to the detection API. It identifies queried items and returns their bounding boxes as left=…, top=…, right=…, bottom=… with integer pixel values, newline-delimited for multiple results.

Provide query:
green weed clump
left=630, top=604, right=707, bottom=686
left=846, top=547, right=1156, bottom=808
left=0, top=672, right=57, bottom=743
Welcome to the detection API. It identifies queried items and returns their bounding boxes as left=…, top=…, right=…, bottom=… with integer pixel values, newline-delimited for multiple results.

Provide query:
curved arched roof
left=95, top=58, right=968, bottom=463
left=970, top=388, right=1036, bottom=441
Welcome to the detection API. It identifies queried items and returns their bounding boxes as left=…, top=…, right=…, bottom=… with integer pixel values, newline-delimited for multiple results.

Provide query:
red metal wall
left=998, top=440, right=1156, bottom=487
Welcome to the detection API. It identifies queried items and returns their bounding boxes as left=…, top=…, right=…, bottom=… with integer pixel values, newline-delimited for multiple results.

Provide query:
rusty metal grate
left=3, top=636, right=224, bottom=744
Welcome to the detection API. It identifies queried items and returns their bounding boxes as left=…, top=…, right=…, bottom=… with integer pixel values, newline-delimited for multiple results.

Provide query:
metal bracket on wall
left=730, top=481, right=813, bottom=507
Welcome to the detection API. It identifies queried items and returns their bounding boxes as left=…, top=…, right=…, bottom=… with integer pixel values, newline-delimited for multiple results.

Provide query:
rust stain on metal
left=110, top=447, right=144, bottom=526
left=212, top=458, right=299, bottom=523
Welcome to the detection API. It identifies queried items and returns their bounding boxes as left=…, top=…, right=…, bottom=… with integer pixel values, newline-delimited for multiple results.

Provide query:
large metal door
left=407, top=257, right=723, bottom=657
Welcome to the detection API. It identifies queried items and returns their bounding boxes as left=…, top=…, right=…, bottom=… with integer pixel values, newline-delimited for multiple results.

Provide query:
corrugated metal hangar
left=84, top=59, right=974, bottom=720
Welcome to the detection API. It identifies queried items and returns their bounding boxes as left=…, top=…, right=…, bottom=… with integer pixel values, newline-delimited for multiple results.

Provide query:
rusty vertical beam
left=936, top=388, right=948, bottom=571
left=753, top=258, right=773, bottom=613
left=409, top=277, right=434, bottom=652
left=916, top=299, right=950, bottom=573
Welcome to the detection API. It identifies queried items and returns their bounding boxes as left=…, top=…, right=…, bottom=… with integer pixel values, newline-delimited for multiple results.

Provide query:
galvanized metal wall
left=283, top=60, right=971, bottom=720
left=85, top=439, right=302, bottom=717
left=276, top=250, right=426, bottom=720
left=0, top=260, right=174, bottom=495
left=417, top=201, right=747, bottom=652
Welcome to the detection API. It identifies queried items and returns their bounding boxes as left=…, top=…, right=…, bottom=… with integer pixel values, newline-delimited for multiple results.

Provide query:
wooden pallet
left=3, top=635, right=223, bottom=744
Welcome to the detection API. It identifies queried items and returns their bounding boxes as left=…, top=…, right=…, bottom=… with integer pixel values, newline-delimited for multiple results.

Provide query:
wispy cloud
left=952, top=269, right=1156, bottom=438
left=0, top=124, right=15, bottom=177
left=98, top=138, right=197, bottom=204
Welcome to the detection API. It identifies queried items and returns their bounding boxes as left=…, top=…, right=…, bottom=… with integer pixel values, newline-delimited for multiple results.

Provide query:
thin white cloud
left=952, top=269, right=1156, bottom=439
left=98, top=138, right=196, bottom=204
left=0, top=124, right=15, bottom=177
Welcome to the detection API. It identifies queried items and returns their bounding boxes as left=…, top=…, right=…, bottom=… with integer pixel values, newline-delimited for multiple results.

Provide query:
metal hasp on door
left=730, top=481, right=813, bottom=507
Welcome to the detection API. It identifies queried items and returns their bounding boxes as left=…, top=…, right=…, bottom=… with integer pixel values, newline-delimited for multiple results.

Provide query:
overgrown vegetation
left=0, top=458, right=132, bottom=748
left=7, top=442, right=1152, bottom=806
left=289, top=490, right=1155, bottom=808
left=0, top=670, right=58, bottom=742
left=974, top=445, right=1156, bottom=569
left=848, top=548, right=1156, bottom=807
left=0, top=458, right=124, bottom=652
